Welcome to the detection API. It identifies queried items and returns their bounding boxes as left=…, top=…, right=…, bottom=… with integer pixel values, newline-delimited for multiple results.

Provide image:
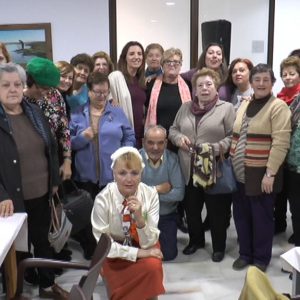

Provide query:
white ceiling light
left=166, top=2, right=175, bottom=6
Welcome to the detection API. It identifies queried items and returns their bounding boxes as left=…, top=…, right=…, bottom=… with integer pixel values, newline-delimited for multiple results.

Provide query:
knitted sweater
left=230, top=95, right=291, bottom=196
left=140, top=149, right=185, bottom=216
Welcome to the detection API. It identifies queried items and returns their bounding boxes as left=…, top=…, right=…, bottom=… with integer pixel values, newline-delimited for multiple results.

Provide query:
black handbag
left=205, top=144, right=237, bottom=195
left=60, top=180, right=94, bottom=234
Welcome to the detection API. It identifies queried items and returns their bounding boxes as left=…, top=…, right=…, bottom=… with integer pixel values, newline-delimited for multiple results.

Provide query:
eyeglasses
left=91, top=90, right=109, bottom=97
left=164, top=60, right=182, bottom=66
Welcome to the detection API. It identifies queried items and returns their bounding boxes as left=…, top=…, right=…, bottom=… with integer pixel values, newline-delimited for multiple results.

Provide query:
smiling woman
left=109, top=41, right=146, bottom=148
left=91, top=146, right=165, bottom=300
left=169, top=67, right=235, bottom=261
left=230, top=64, right=291, bottom=272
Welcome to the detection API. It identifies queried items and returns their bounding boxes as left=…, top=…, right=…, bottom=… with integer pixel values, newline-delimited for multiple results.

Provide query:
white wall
left=273, top=0, right=300, bottom=94
left=199, top=0, right=269, bottom=66
left=0, top=0, right=110, bottom=62
left=116, top=0, right=190, bottom=72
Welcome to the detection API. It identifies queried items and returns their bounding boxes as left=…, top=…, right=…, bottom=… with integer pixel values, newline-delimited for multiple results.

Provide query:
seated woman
left=91, top=147, right=165, bottom=300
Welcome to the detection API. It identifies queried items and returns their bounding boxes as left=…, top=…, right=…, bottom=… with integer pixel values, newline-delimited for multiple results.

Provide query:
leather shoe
left=253, top=263, right=267, bottom=272
left=232, top=257, right=249, bottom=270
left=212, top=251, right=225, bottom=262
left=183, top=243, right=204, bottom=255
left=39, top=283, right=69, bottom=299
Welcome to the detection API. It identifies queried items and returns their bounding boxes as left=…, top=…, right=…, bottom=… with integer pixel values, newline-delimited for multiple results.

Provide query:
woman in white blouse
left=91, top=147, right=165, bottom=300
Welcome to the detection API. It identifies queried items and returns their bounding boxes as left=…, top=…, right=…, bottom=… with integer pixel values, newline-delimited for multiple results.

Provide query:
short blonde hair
left=111, top=147, right=144, bottom=170
left=192, top=67, right=221, bottom=89
left=280, top=56, right=300, bottom=77
left=161, top=48, right=182, bottom=65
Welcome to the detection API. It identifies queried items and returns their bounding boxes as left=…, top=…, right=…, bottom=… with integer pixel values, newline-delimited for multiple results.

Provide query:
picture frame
left=0, top=23, right=53, bottom=65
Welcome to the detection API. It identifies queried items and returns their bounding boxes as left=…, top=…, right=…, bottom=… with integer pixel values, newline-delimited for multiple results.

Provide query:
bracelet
left=265, top=173, right=275, bottom=178
left=64, top=156, right=72, bottom=161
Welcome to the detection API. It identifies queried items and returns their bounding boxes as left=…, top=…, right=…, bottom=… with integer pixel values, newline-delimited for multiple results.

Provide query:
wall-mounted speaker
left=201, top=19, right=231, bottom=64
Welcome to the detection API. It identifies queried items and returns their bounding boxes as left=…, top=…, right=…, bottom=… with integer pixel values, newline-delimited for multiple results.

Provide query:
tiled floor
left=1, top=214, right=295, bottom=299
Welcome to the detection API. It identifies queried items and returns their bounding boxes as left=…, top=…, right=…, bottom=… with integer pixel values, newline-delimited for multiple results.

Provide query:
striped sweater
left=230, top=95, right=291, bottom=196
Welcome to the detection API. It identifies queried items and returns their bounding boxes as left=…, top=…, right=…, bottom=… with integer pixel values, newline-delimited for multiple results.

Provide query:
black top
left=146, top=79, right=183, bottom=132
left=246, top=94, right=271, bottom=118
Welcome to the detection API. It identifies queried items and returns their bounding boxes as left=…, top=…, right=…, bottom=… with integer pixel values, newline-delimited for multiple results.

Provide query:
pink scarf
left=145, top=75, right=191, bottom=128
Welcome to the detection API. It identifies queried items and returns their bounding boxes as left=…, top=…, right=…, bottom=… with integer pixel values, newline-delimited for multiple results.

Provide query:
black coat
left=0, top=99, right=60, bottom=212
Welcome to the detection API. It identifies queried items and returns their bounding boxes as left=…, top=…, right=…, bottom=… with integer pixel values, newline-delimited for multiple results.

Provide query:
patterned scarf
left=190, top=94, right=218, bottom=117
left=121, top=199, right=139, bottom=247
left=192, top=143, right=216, bottom=189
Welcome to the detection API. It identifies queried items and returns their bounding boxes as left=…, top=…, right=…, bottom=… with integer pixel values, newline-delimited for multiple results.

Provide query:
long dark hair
left=196, top=42, right=228, bottom=82
left=117, top=41, right=145, bottom=87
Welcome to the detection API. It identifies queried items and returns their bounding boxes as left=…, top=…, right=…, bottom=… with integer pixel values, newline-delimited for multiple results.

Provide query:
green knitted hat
left=26, top=57, right=60, bottom=87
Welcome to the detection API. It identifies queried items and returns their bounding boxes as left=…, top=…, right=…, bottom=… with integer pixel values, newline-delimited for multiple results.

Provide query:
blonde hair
left=111, top=147, right=144, bottom=170
left=161, top=48, right=182, bottom=65
left=280, top=56, right=300, bottom=77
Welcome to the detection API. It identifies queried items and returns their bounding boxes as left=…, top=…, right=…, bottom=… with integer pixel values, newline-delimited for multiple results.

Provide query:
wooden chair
left=12, top=233, right=111, bottom=300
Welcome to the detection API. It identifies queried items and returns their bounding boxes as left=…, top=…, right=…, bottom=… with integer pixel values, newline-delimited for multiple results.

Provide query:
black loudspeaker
left=201, top=20, right=231, bottom=65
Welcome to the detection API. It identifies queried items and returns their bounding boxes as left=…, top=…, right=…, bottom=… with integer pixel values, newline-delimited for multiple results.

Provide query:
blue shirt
left=140, top=148, right=185, bottom=215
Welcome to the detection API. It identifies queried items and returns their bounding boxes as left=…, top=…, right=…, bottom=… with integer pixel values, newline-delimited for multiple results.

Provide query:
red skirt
left=102, top=255, right=165, bottom=300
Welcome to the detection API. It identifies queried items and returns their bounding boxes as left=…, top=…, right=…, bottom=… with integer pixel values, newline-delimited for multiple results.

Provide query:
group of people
left=0, top=39, right=300, bottom=300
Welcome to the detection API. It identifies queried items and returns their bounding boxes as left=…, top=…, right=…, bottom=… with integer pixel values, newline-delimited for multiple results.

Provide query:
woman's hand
left=261, top=175, right=275, bottom=194
left=82, top=127, right=94, bottom=140
left=60, top=159, right=72, bottom=180
left=110, top=99, right=120, bottom=107
left=179, top=136, right=192, bottom=152
left=52, top=186, right=59, bottom=195
left=0, top=199, right=14, bottom=217
left=137, top=247, right=163, bottom=259
left=126, top=196, right=145, bottom=228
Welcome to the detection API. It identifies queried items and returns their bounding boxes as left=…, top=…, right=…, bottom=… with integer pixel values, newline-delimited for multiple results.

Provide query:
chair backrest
left=69, top=284, right=88, bottom=300
left=75, top=233, right=111, bottom=300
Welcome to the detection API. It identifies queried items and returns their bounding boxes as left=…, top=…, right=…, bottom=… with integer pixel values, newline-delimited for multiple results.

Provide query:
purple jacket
left=70, top=101, right=135, bottom=186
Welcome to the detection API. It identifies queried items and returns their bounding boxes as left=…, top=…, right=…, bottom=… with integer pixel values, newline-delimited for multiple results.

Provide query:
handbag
left=60, top=180, right=94, bottom=234
left=205, top=144, right=237, bottom=195
left=48, top=194, right=73, bottom=253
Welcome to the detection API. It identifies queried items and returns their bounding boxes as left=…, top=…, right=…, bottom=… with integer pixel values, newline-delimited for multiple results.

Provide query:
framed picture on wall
left=0, top=23, right=52, bottom=65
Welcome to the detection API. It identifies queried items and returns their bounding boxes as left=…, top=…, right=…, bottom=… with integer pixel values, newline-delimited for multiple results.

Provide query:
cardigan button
left=16, top=188, right=21, bottom=192
left=13, top=160, right=17, bottom=164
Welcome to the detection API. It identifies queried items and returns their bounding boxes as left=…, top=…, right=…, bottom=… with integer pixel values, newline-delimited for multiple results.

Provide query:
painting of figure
left=0, top=23, right=52, bottom=64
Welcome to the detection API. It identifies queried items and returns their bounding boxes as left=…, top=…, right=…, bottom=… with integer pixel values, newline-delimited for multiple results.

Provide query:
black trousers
left=72, top=181, right=101, bottom=254
left=184, top=179, right=232, bottom=252
left=24, top=194, right=55, bottom=288
left=287, top=170, right=300, bottom=246
left=274, top=168, right=288, bottom=231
